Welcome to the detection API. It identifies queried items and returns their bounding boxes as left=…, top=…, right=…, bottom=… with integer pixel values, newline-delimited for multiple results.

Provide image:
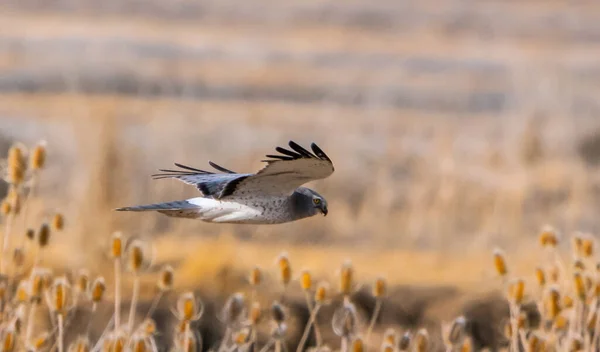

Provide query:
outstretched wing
left=228, top=141, right=334, bottom=197
left=151, top=162, right=252, bottom=199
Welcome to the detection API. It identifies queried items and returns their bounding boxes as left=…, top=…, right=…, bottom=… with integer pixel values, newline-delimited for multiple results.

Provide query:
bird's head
left=296, top=187, right=328, bottom=216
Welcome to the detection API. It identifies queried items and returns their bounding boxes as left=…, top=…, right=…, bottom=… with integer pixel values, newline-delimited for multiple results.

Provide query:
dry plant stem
left=303, top=291, right=322, bottom=347
left=258, top=339, right=274, bottom=352
left=21, top=173, right=38, bottom=234
left=184, top=321, right=191, bottom=352
left=86, top=303, right=98, bottom=334
left=114, top=258, right=121, bottom=330
left=217, top=327, right=232, bottom=352
left=340, top=336, right=349, bottom=352
left=25, top=301, right=38, bottom=343
left=57, top=313, right=65, bottom=352
left=128, top=274, right=140, bottom=333
left=592, top=303, right=600, bottom=350
left=0, top=213, right=14, bottom=275
left=510, top=304, right=520, bottom=352
left=365, top=298, right=382, bottom=345
left=296, top=304, right=322, bottom=352
left=275, top=340, right=282, bottom=352
left=144, top=292, right=164, bottom=320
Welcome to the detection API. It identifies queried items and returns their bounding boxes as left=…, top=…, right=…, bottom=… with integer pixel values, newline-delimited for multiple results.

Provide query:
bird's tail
left=115, top=200, right=201, bottom=218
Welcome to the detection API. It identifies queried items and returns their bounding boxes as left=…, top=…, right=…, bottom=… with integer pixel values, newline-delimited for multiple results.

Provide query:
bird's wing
left=151, top=162, right=252, bottom=199
left=227, top=141, right=334, bottom=197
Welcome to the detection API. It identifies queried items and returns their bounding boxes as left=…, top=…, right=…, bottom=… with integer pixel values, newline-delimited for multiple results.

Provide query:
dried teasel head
left=277, top=253, right=292, bottom=287
left=68, top=336, right=90, bottom=352
left=574, top=272, right=586, bottom=301
left=1, top=327, right=16, bottom=352
left=332, top=298, right=359, bottom=337
left=373, top=276, right=387, bottom=298
left=76, top=270, right=90, bottom=294
left=38, top=223, right=50, bottom=248
left=414, top=329, right=429, bottom=352
left=581, top=236, right=594, bottom=258
left=29, top=269, right=48, bottom=303
left=351, top=337, right=364, bottom=352
left=90, top=277, right=106, bottom=303
left=300, top=270, right=312, bottom=291
left=339, top=260, right=354, bottom=295
left=447, top=316, right=467, bottom=346
left=382, top=328, right=396, bottom=345
left=51, top=213, right=65, bottom=231
left=508, top=278, right=525, bottom=305
left=137, top=319, right=157, bottom=336
left=158, top=265, right=174, bottom=292
left=111, top=232, right=123, bottom=259
left=25, top=228, right=35, bottom=241
left=127, top=239, right=151, bottom=274
left=176, top=291, right=203, bottom=322
left=545, top=286, right=561, bottom=320
left=46, top=276, right=71, bottom=314
left=493, top=248, right=508, bottom=277
left=380, top=343, right=394, bottom=352
left=574, top=259, right=586, bottom=272
left=29, top=332, right=51, bottom=351
left=535, top=267, right=546, bottom=287
left=30, top=142, right=47, bottom=171
left=220, top=292, right=246, bottom=326
left=249, top=301, right=262, bottom=325
left=129, top=334, right=152, bottom=352
left=271, top=301, right=286, bottom=325
left=539, top=226, right=558, bottom=247
left=0, top=199, right=10, bottom=216
left=314, top=282, right=330, bottom=305
left=249, top=266, right=262, bottom=286
left=398, top=332, right=411, bottom=351
left=7, top=145, right=25, bottom=186
left=15, top=279, right=29, bottom=303
left=7, top=188, right=21, bottom=216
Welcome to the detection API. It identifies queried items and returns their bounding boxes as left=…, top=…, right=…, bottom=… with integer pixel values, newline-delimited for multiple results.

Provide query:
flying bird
left=116, top=141, right=334, bottom=224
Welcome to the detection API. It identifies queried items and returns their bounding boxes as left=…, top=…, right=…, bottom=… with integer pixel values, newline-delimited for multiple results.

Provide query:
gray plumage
left=116, top=141, right=333, bottom=224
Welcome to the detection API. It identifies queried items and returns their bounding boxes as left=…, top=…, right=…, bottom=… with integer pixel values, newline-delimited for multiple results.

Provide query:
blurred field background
left=2, top=0, right=600, bottom=348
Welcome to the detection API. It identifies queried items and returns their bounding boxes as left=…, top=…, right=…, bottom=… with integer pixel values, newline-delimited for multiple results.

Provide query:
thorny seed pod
left=7, top=145, right=25, bottom=186
left=232, top=328, right=250, bottom=345
left=129, top=334, right=152, bottom=352
left=220, top=292, right=246, bottom=326
left=176, top=292, right=203, bottom=322
left=249, top=266, right=262, bottom=286
left=508, top=278, right=525, bottom=305
left=29, top=269, right=47, bottom=303
left=111, top=232, right=123, bottom=258
left=493, top=249, right=508, bottom=277
left=51, top=213, right=65, bottom=231
left=527, top=333, right=543, bottom=352
left=76, top=270, right=90, bottom=294
left=351, top=337, right=364, bottom=352
left=271, top=301, right=286, bottom=324
left=15, top=280, right=28, bottom=303
left=574, top=272, right=586, bottom=301
left=1, top=327, right=16, bottom=352
left=300, top=270, right=312, bottom=291
left=0, top=199, right=10, bottom=216
left=448, top=316, right=467, bottom=345
left=90, top=277, right=106, bottom=303
left=374, top=276, right=386, bottom=298
left=535, top=267, right=546, bottom=287
left=30, top=142, right=47, bottom=170
left=546, top=287, right=561, bottom=320
left=383, top=328, right=396, bottom=345
left=398, top=332, right=411, bottom=351
left=315, top=282, right=328, bottom=304
left=158, top=265, right=174, bottom=291
left=573, top=234, right=584, bottom=256
left=47, top=276, right=70, bottom=314
left=581, top=237, right=594, bottom=258
left=539, top=227, right=558, bottom=247
left=339, top=260, right=354, bottom=295
left=277, top=253, right=292, bottom=286
left=25, top=228, right=35, bottom=241
left=68, top=336, right=90, bottom=352
left=249, top=301, right=262, bottom=325
left=414, top=329, right=429, bottom=352
left=38, top=223, right=50, bottom=248
left=128, top=240, right=145, bottom=273
left=332, top=298, right=358, bottom=337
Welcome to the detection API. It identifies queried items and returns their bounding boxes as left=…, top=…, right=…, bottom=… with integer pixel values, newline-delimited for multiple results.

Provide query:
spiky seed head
left=2, top=328, right=15, bottom=352
left=130, top=335, right=150, bottom=352
left=113, top=334, right=126, bottom=352
left=574, top=272, right=586, bottom=301
left=548, top=264, right=560, bottom=283
left=581, top=237, right=594, bottom=258
left=51, top=213, right=65, bottom=231
left=30, top=142, right=47, bottom=170
left=574, top=259, right=585, bottom=271
left=30, top=270, right=46, bottom=303
left=271, top=301, right=286, bottom=324
left=535, top=267, right=546, bottom=287
left=527, top=333, right=542, bottom=352
left=177, top=292, right=202, bottom=322
left=158, top=265, right=174, bottom=291
left=0, top=199, right=10, bottom=216
left=339, top=260, right=354, bottom=295
left=374, top=276, right=387, bottom=298
left=249, top=301, right=262, bottom=325
left=351, top=337, right=364, bottom=352
left=546, top=287, right=561, bottom=319
left=332, top=298, right=358, bottom=337
left=7, top=188, right=21, bottom=215
left=76, top=270, right=90, bottom=294
left=90, top=277, right=106, bottom=303
left=111, top=232, right=123, bottom=258
left=414, top=329, right=429, bottom=352
left=277, top=253, right=292, bottom=286
left=508, top=279, right=525, bottom=305
left=383, top=328, right=396, bottom=345
left=249, top=266, right=262, bottom=286
left=573, top=234, right=584, bottom=256
left=300, top=270, right=312, bottom=291
left=140, top=319, right=157, bottom=336
left=232, top=328, right=250, bottom=346
left=220, top=292, right=246, bottom=326
left=30, top=332, right=51, bottom=351
left=315, top=282, right=328, bottom=304
left=380, top=343, right=394, bottom=352
left=48, top=276, right=70, bottom=314
left=493, top=248, right=508, bottom=277
left=68, top=336, right=90, bottom=352
left=398, top=332, right=411, bottom=351
left=38, top=223, right=50, bottom=248
left=448, top=316, right=467, bottom=345
left=127, top=240, right=145, bottom=273
left=539, top=227, right=558, bottom=247
left=563, top=294, right=574, bottom=309
left=460, top=338, right=473, bottom=352
left=12, top=248, right=24, bottom=268
left=553, top=315, right=568, bottom=331
left=25, top=228, right=35, bottom=241
left=7, top=145, right=25, bottom=185
left=16, top=280, right=28, bottom=303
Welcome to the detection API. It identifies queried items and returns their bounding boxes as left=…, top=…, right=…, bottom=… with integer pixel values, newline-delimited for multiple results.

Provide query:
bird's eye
left=313, top=198, right=321, bottom=205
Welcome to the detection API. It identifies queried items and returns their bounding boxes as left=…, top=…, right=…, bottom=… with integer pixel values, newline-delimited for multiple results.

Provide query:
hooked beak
left=319, top=204, right=328, bottom=216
